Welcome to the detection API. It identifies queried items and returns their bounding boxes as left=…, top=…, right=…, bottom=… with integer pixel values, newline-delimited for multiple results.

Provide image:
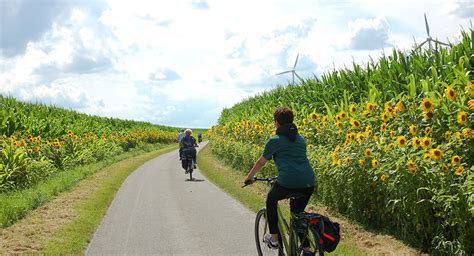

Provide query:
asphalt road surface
left=87, top=143, right=256, bottom=256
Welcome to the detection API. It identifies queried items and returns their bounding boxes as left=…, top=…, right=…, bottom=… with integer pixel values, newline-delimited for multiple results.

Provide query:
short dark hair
left=273, top=107, right=294, bottom=125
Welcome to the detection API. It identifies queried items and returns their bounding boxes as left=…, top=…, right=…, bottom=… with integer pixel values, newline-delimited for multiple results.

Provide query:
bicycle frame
left=248, top=177, right=320, bottom=256
left=276, top=203, right=318, bottom=256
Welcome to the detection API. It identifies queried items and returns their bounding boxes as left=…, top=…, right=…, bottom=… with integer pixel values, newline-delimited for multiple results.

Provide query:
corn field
left=0, top=96, right=177, bottom=192
left=208, top=30, right=473, bottom=254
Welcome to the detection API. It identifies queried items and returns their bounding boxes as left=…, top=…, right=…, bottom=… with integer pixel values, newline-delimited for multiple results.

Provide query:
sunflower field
left=0, top=96, right=177, bottom=192
left=208, top=30, right=473, bottom=254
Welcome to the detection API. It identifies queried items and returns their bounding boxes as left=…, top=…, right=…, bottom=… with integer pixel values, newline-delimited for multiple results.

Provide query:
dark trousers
left=182, top=148, right=197, bottom=164
left=266, top=182, right=314, bottom=236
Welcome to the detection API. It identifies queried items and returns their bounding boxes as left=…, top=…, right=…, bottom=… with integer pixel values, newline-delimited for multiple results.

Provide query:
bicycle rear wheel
left=255, top=208, right=283, bottom=256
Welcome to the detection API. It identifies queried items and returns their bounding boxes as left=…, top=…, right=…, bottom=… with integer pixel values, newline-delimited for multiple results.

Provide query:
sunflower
left=340, top=112, right=347, bottom=119
left=465, top=84, right=474, bottom=98
left=420, top=137, right=432, bottom=149
left=364, top=148, right=372, bottom=157
left=397, top=136, right=407, bottom=148
left=357, top=133, right=365, bottom=143
left=455, top=131, right=462, bottom=140
left=430, top=148, right=443, bottom=161
left=451, top=155, right=461, bottom=165
left=424, top=111, right=434, bottom=120
left=457, top=111, right=467, bottom=125
left=442, top=164, right=449, bottom=172
left=385, top=143, right=394, bottom=152
left=310, top=112, right=318, bottom=121
left=349, top=132, right=356, bottom=141
left=366, top=102, right=376, bottom=112
left=381, top=123, right=387, bottom=132
left=303, top=118, right=309, bottom=126
left=409, top=124, right=418, bottom=135
left=406, top=159, right=416, bottom=172
left=384, top=101, right=393, bottom=112
left=412, top=137, right=420, bottom=148
left=445, top=86, right=456, bottom=101
left=27, top=148, right=33, bottom=154
left=336, top=114, right=342, bottom=122
left=390, top=130, right=396, bottom=138
left=468, top=99, right=474, bottom=111
left=380, top=174, right=387, bottom=182
left=363, top=110, right=370, bottom=118
left=336, top=121, right=343, bottom=129
left=372, top=159, right=380, bottom=169
left=455, top=166, right=465, bottom=175
left=358, top=159, right=365, bottom=167
left=350, top=118, right=361, bottom=128
left=423, top=153, right=431, bottom=159
left=365, top=129, right=372, bottom=137
left=337, top=159, right=343, bottom=167
left=381, top=112, right=390, bottom=122
left=462, top=128, right=473, bottom=139
left=395, top=101, right=406, bottom=113
left=349, top=104, right=357, bottom=115
left=424, top=127, right=432, bottom=136
left=420, top=98, right=434, bottom=113
left=444, top=131, right=452, bottom=141
left=345, top=157, right=351, bottom=165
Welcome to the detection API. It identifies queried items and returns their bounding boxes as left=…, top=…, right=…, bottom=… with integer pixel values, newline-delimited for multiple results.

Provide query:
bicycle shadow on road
left=185, top=178, right=205, bottom=182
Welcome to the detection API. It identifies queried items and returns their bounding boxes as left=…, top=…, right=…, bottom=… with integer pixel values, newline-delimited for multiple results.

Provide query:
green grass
left=0, top=144, right=176, bottom=229
left=41, top=144, right=177, bottom=254
left=197, top=145, right=370, bottom=255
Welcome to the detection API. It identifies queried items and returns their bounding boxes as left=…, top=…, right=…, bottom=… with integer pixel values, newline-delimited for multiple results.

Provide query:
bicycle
left=183, top=154, right=195, bottom=180
left=244, top=177, right=324, bottom=256
left=181, top=147, right=197, bottom=180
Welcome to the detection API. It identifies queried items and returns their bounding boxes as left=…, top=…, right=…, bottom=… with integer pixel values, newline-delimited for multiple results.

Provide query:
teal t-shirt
left=262, top=134, right=315, bottom=188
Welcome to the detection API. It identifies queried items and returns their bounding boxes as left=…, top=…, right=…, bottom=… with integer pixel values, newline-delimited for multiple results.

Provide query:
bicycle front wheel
left=255, top=208, right=282, bottom=256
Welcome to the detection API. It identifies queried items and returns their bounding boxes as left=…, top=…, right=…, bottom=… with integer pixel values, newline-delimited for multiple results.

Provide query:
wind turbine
left=415, top=13, right=450, bottom=51
left=276, top=53, right=303, bottom=85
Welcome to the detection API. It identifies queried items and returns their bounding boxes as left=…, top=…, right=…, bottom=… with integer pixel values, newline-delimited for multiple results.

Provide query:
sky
left=0, top=0, right=472, bottom=128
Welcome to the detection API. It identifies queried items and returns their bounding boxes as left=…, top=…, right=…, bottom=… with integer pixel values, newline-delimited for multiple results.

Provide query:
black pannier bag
left=298, top=213, right=340, bottom=252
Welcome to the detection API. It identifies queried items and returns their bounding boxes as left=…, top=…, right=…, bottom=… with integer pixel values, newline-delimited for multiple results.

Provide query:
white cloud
left=349, top=16, right=391, bottom=50
left=1, top=0, right=472, bottom=128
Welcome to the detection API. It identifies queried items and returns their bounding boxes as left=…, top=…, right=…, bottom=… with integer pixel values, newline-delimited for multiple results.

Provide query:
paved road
left=87, top=143, right=256, bottom=256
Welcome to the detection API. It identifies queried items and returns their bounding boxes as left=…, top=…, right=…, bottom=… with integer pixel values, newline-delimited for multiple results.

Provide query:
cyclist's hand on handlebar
left=244, top=177, right=254, bottom=186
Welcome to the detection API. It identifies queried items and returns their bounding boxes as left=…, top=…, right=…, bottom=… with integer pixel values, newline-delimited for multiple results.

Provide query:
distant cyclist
left=178, top=129, right=185, bottom=160
left=198, top=132, right=203, bottom=143
left=180, top=129, right=198, bottom=170
left=244, top=107, right=315, bottom=255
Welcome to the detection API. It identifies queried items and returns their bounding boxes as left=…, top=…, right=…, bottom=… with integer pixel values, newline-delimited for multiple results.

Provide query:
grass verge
left=0, top=144, right=175, bottom=228
left=198, top=144, right=420, bottom=256
left=0, top=144, right=177, bottom=254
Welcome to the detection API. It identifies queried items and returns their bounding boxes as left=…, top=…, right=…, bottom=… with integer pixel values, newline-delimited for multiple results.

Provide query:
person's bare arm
left=244, top=156, right=268, bottom=183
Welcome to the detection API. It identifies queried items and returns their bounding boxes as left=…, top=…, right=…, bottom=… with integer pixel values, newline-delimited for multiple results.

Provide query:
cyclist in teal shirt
left=244, top=107, right=315, bottom=255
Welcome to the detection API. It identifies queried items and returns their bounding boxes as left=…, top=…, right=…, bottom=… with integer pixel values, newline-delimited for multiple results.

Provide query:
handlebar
left=242, top=176, right=277, bottom=188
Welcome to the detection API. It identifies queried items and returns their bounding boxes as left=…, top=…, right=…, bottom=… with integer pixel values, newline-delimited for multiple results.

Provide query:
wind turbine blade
left=293, top=53, right=299, bottom=69
left=294, top=72, right=303, bottom=81
left=415, top=40, right=428, bottom=50
left=424, top=13, right=430, bottom=37
left=432, top=39, right=449, bottom=46
left=276, top=70, right=292, bottom=75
